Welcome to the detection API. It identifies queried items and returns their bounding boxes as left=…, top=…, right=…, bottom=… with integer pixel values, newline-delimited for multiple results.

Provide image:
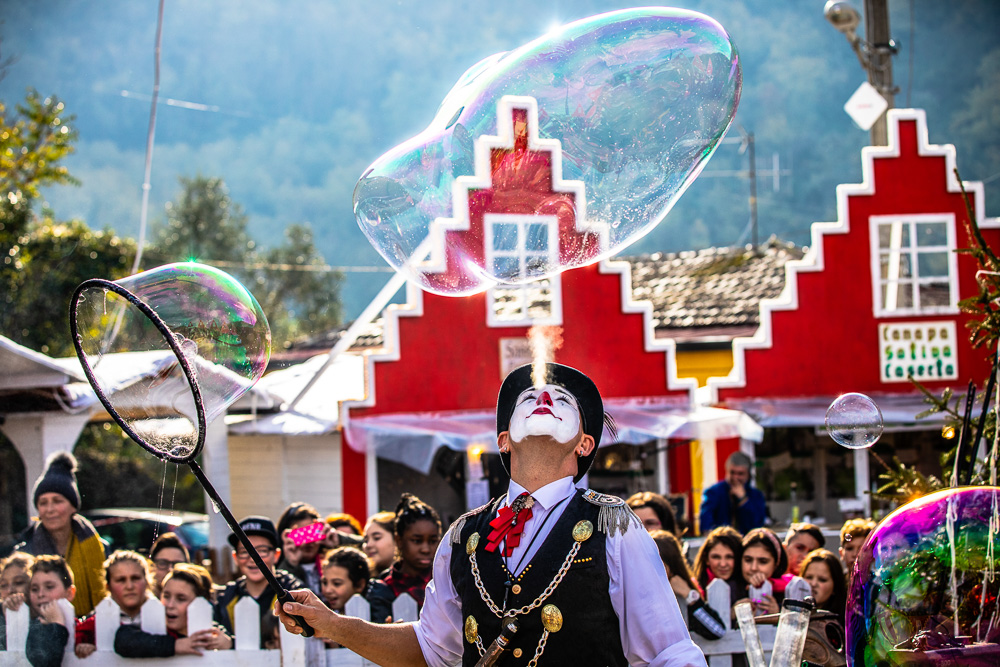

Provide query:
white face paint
left=507, top=384, right=582, bottom=445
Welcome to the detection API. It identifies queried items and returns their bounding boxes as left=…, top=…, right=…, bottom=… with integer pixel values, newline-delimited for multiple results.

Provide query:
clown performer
left=277, top=362, right=706, bottom=666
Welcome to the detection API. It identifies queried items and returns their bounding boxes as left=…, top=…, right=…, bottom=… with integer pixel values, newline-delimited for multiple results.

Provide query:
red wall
left=719, top=118, right=998, bottom=401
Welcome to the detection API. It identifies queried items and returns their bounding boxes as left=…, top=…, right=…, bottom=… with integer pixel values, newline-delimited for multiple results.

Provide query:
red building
left=332, top=104, right=996, bottom=530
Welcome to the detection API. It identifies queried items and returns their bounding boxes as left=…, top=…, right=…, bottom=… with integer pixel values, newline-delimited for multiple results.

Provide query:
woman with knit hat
left=12, top=451, right=106, bottom=616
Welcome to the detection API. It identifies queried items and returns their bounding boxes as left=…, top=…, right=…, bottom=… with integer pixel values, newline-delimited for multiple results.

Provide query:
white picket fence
left=4, top=578, right=805, bottom=665
left=2, top=593, right=418, bottom=666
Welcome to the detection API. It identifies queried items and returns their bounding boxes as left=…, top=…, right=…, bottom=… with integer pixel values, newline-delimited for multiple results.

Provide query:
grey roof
left=628, top=238, right=803, bottom=340
left=279, top=238, right=803, bottom=358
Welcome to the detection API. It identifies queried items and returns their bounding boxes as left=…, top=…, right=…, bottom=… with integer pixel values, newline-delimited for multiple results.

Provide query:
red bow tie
left=485, top=493, right=535, bottom=557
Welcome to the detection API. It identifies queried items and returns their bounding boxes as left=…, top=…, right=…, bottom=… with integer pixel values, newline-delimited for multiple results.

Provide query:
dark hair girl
left=649, top=531, right=727, bottom=640
left=367, top=494, right=442, bottom=623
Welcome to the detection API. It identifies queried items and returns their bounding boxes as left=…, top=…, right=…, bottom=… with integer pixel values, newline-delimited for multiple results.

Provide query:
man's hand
left=274, top=588, right=336, bottom=639
left=728, top=478, right=746, bottom=502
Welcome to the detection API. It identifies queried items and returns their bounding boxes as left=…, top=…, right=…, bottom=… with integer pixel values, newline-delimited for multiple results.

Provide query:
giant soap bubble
left=354, top=7, right=741, bottom=295
left=846, top=486, right=1000, bottom=666
left=70, top=262, right=270, bottom=461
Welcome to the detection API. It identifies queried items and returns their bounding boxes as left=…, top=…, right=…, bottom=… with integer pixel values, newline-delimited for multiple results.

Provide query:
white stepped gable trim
left=419, top=95, right=609, bottom=277
left=704, top=108, right=999, bottom=404
left=340, top=280, right=424, bottom=419
left=599, top=259, right=699, bottom=398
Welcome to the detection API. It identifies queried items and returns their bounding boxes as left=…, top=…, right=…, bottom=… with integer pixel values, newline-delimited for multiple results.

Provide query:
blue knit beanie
left=33, top=451, right=82, bottom=509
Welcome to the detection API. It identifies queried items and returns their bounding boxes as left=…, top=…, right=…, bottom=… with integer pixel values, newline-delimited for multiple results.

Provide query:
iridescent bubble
left=826, top=393, right=883, bottom=449
left=846, top=487, right=1000, bottom=665
left=71, top=262, right=270, bottom=461
left=354, top=7, right=742, bottom=295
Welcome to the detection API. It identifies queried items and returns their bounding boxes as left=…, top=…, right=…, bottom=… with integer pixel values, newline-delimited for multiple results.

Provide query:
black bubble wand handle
left=188, top=461, right=315, bottom=637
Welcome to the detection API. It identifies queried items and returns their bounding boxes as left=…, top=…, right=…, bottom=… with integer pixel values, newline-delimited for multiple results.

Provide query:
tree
left=147, top=176, right=343, bottom=350
left=1, top=90, right=135, bottom=356
left=253, top=223, right=343, bottom=346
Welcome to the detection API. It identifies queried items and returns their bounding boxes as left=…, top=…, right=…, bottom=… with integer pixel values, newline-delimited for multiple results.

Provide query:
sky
left=2, top=0, right=997, bottom=318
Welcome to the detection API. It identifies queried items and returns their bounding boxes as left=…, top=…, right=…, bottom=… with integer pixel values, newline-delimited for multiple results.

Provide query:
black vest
left=449, top=488, right=629, bottom=666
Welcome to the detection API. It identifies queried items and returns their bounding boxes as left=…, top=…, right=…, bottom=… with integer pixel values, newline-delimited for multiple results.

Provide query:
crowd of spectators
left=0, top=449, right=879, bottom=664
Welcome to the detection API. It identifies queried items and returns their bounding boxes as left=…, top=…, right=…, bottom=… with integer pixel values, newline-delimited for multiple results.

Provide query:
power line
left=202, top=259, right=394, bottom=273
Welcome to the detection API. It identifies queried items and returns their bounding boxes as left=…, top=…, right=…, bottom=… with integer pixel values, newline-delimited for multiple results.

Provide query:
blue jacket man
left=699, top=452, right=767, bottom=534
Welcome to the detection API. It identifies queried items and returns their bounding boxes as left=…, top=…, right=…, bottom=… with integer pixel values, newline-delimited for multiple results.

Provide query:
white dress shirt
left=414, top=476, right=707, bottom=667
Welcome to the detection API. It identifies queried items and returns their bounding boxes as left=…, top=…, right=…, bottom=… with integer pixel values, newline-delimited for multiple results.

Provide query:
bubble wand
left=69, top=262, right=314, bottom=637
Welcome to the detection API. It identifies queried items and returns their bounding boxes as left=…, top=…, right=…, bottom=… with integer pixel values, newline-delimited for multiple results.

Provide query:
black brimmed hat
left=229, top=515, right=279, bottom=549
left=496, top=363, right=605, bottom=482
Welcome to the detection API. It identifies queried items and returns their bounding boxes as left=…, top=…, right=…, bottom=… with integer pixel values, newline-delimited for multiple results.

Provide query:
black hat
left=33, top=451, right=81, bottom=509
left=496, top=363, right=605, bottom=482
left=229, top=516, right=279, bottom=549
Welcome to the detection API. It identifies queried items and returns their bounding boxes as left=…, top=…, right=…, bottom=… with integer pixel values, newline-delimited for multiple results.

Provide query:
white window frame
left=869, top=213, right=959, bottom=317
left=484, top=213, right=562, bottom=327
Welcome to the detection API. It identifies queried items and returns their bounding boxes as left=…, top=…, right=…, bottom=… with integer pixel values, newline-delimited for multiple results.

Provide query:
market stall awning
left=345, top=399, right=763, bottom=474
left=721, top=393, right=948, bottom=429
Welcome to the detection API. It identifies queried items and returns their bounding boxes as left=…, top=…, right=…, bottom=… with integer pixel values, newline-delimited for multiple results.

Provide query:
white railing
left=4, top=579, right=804, bottom=666
left=2, top=593, right=419, bottom=667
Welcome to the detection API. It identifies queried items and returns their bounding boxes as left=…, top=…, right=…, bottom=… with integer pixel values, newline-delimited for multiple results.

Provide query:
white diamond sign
left=844, top=81, right=888, bottom=131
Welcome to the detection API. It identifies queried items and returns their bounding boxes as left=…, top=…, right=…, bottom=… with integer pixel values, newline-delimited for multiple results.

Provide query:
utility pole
left=864, top=0, right=895, bottom=146
left=748, top=132, right=758, bottom=249
left=825, top=0, right=897, bottom=146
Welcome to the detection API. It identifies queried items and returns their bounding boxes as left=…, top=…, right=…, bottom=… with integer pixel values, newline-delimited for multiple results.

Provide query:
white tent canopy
left=344, top=399, right=763, bottom=474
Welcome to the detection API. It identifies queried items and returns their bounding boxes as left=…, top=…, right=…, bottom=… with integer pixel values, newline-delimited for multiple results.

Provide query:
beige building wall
left=228, top=434, right=344, bottom=525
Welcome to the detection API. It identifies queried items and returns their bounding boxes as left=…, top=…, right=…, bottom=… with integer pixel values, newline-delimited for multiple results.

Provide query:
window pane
left=919, top=282, right=951, bottom=307
left=878, top=222, right=910, bottom=249
left=524, top=255, right=548, bottom=279
left=879, top=253, right=912, bottom=279
left=525, top=284, right=553, bottom=318
left=917, top=251, right=949, bottom=278
left=493, top=256, right=521, bottom=281
left=492, top=223, right=518, bottom=251
left=916, top=222, right=947, bottom=247
left=492, top=287, right=525, bottom=319
left=882, top=282, right=913, bottom=310
left=526, top=223, right=549, bottom=252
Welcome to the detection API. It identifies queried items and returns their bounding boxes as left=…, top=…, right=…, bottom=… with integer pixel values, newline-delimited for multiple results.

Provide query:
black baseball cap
left=229, top=515, right=279, bottom=549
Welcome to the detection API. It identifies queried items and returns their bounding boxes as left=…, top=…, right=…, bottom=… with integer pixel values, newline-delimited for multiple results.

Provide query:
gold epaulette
left=448, top=499, right=495, bottom=544
left=582, top=489, right=640, bottom=537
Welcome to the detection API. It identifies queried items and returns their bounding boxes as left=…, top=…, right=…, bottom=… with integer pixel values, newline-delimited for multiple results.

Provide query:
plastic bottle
left=768, top=597, right=814, bottom=667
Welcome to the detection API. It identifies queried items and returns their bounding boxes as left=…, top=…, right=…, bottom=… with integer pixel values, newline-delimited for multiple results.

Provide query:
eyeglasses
left=153, top=558, right=185, bottom=571
left=235, top=546, right=276, bottom=560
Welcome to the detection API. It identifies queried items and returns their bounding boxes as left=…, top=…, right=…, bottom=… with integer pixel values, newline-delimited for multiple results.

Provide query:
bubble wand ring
left=69, top=276, right=315, bottom=637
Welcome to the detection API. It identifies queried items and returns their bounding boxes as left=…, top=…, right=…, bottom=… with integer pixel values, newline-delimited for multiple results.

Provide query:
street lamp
left=824, top=0, right=897, bottom=146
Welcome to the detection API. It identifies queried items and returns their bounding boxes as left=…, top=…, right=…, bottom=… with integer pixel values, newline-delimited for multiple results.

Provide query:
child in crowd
left=321, top=546, right=370, bottom=614
left=326, top=513, right=363, bottom=536
left=213, top=516, right=303, bottom=645
left=260, top=611, right=282, bottom=650
left=692, top=526, right=745, bottom=613
left=276, top=502, right=337, bottom=595
left=737, top=527, right=788, bottom=616
left=650, top=530, right=727, bottom=640
left=148, top=532, right=189, bottom=597
left=362, top=511, right=396, bottom=577
left=801, top=549, right=848, bottom=628
left=1, top=552, right=35, bottom=650
left=75, top=550, right=153, bottom=658
left=368, top=493, right=441, bottom=623
left=839, top=518, right=876, bottom=579
left=1, top=552, right=34, bottom=601
left=18, top=555, right=76, bottom=667
left=115, top=563, right=231, bottom=657
left=626, top=491, right=681, bottom=536
left=319, top=546, right=372, bottom=648
left=783, top=523, right=825, bottom=576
